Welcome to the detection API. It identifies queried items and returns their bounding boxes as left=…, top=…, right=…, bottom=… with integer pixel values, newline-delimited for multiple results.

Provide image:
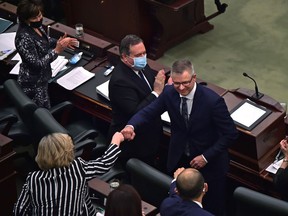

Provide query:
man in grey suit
left=122, top=59, right=238, bottom=215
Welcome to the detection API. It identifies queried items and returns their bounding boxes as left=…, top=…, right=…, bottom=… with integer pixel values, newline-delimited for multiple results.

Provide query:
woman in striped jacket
left=13, top=132, right=124, bottom=215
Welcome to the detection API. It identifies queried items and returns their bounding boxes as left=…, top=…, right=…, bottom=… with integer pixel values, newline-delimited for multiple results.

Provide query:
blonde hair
left=35, top=133, right=75, bottom=170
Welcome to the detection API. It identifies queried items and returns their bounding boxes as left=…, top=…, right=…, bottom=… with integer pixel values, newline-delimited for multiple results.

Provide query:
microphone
left=242, top=72, right=264, bottom=100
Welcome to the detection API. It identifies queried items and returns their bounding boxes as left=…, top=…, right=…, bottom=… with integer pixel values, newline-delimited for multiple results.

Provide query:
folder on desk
left=96, top=80, right=110, bottom=101
left=0, top=18, right=13, bottom=33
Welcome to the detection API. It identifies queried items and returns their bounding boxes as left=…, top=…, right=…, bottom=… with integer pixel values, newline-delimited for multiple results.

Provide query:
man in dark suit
left=160, top=167, right=214, bottom=216
left=108, top=34, right=166, bottom=167
left=121, top=59, right=238, bottom=216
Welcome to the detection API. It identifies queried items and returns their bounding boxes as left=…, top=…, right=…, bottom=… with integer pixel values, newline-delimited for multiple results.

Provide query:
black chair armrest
left=98, top=162, right=126, bottom=182
left=73, top=129, right=99, bottom=143
left=0, top=113, right=18, bottom=136
left=50, top=101, right=74, bottom=114
left=74, top=139, right=97, bottom=160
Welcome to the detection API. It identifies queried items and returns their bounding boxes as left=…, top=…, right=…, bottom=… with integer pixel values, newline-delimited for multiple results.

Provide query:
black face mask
left=29, top=18, right=43, bottom=28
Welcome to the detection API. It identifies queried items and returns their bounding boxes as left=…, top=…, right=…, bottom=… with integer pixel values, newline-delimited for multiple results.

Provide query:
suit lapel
left=187, top=84, right=202, bottom=129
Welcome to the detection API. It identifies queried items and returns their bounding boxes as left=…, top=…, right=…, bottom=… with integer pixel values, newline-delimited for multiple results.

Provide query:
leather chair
left=1, top=79, right=38, bottom=146
left=126, top=158, right=173, bottom=209
left=3, top=79, right=98, bottom=151
left=32, top=107, right=96, bottom=160
left=0, top=113, right=18, bottom=136
left=233, top=186, right=288, bottom=216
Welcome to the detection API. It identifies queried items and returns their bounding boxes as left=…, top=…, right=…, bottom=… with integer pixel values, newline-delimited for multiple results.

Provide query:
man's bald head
left=176, top=168, right=205, bottom=200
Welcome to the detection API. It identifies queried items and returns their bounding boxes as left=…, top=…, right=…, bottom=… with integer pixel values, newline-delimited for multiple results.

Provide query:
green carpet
left=158, top=0, right=288, bottom=103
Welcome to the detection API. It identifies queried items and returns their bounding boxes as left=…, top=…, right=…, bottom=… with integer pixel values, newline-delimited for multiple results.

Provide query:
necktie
left=181, top=97, right=189, bottom=127
left=139, top=70, right=151, bottom=90
left=181, top=97, right=190, bottom=156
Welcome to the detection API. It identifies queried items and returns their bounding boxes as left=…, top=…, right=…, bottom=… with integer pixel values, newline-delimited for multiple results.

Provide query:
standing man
left=160, top=167, right=214, bottom=216
left=122, top=59, right=238, bottom=215
left=108, top=34, right=166, bottom=167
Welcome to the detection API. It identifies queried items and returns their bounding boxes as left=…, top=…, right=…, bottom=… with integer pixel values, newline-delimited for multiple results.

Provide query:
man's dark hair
left=119, top=34, right=143, bottom=56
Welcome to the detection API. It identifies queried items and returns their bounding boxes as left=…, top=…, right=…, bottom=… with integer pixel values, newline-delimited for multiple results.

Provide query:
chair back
left=3, top=79, right=37, bottom=125
left=32, top=107, right=69, bottom=142
left=126, top=158, right=172, bottom=208
left=233, top=186, right=288, bottom=216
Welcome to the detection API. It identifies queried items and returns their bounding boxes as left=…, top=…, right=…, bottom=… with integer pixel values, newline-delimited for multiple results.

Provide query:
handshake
left=120, top=125, right=136, bottom=141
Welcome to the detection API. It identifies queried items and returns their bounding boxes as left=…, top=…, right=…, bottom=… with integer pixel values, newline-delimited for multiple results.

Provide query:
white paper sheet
left=96, top=79, right=110, bottom=101
left=57, top=66, right=94, bottom=90
left=231, top=101, right=266, bottom=128
left=265, top=159, right=283, bottom=174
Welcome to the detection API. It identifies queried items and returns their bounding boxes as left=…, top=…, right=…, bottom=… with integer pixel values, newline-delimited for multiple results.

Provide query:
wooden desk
left=49, top=22, right=113, bottom=58
left=88, top=178, right=158, bottom=216
left=62, top=0, right=223, bottom=59
left=0, top=134, right=17, bottom=216
left=222, top=88, right=285, bottom=196
left=0, top=2, right=55, bottom=27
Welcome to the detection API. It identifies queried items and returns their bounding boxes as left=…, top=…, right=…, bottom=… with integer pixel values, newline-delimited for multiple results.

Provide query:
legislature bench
left=61, top=0, right=226, bottom=59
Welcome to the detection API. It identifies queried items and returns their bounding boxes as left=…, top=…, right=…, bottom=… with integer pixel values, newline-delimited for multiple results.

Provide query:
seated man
left=273, top=138, right=288, bottom=201
left=160, top=167, right=214, bottom=216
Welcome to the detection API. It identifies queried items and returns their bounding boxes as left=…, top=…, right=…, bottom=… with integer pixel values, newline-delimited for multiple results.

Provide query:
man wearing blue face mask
left=108, top=34, right=166, bottom=168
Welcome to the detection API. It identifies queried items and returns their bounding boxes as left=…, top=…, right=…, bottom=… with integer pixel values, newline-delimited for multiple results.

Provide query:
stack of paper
left=57, top=66, right=94, bottom=90
left=0, top=32, right=16, bottom=61
left=51, top=56, right=68, bottom=77
left=0, top=48, right=15, bottom=61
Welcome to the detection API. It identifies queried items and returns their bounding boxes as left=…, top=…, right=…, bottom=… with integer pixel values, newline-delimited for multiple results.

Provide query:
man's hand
left=121, top=125, right=136, bottom=141
left=153, top=69, right=166, bottom=95
left=190, top=155, right=207, bottom=169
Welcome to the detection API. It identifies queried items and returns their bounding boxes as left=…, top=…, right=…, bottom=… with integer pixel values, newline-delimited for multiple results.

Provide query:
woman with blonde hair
left=14, top=132, right=124, bottom=215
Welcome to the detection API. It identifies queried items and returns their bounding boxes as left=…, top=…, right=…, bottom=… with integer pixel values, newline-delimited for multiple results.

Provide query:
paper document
left=96, top=80, right=110, bottom=101
left=265, top=159, right=283, bottom=174
left=57, top=66, right=94, bottom=90
left=0, top=32, right=16, bottom=61
left=9, top=60, right=21, bottom=75
left=161, top=111, right=171, bottom=124
left=51, top=56, right=68, bottom=77
left=0, top=32, right=16, bottom=50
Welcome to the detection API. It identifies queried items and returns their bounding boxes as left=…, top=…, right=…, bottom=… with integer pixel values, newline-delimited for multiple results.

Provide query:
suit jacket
left=273, top=168, right=288, bottom=201
left=108, top=60, right=163, bottom=160
left=128, top=83, right=238, bottom=179
left=160, top=181, right=214, bottom=216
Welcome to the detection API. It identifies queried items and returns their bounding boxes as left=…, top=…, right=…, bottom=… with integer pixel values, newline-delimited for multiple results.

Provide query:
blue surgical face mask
left=132, top=54, right=147, bottom=70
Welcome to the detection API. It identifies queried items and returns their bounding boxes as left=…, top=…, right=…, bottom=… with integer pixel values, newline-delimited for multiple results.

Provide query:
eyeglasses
left=173, top=77, right=193, bottom=87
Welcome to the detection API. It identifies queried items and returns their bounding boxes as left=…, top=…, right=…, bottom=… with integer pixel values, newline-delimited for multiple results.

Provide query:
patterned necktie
left=181, top=97, right=190, bottom=156
left=181, top=97, right=189, bottom=127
